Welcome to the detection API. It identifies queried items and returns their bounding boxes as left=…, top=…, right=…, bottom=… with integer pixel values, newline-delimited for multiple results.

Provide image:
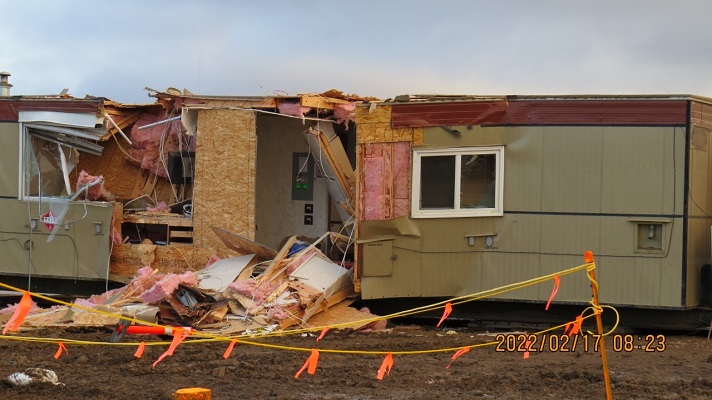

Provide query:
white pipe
left=104, top=112, right=133, bottom=146
left=138, top=116, right=181, bottom=130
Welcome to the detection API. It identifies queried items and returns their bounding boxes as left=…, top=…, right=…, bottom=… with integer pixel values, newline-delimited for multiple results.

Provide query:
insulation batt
left=267, top=305, right=289, bottom=321
left=284, top=249, right=315, bottom=276
left=277, top=102, right=311, bottom=123
left=146, top=201, right=171, bottom=213
left=140, top=271, right=198, bottom=304
left=205, top=255, right=221, bottom=267
left=334, top=102, right=356, bottom=126
left=76, top=170, right=112, bottom=201
left=229, top=279, right=281, bottom=304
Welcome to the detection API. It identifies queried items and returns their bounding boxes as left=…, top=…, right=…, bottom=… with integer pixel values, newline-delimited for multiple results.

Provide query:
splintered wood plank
left=211, top=226, right=277, bottom=261
left=299, top=95, right=350, bottom=110
left=256, top=236, right=297, bottom=284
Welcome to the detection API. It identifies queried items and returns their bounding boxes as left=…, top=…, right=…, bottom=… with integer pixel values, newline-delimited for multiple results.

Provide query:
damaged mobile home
left=3, top=70, right=712, bottom=329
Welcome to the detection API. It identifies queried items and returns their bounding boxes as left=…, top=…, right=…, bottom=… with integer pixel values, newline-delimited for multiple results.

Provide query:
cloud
left=3, top=0, right=712, bottom=101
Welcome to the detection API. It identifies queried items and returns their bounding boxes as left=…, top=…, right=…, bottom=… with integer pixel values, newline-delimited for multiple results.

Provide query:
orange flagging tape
left=523, top=340, right=532, bottom=359
left=446, top=347, right=470, bottom=369
left=54, top=342, right=68, bottom=359
left=223, top=339, right=238, bottom=359
left=565, top=315, right=584, bottom=336
left=377, top=353, right=394, bottom=380
left=2, top=291, right=32, bottom=335
left=317, top=327, right=329, bottom=342
left=134, top=342, right=146, bottom=358
left=152, top=328, right=190, bottom=368
left=436, top=302, right=453, bottom=328
left=545, top=275, right=560, bottom=311
left=295, top=348, right=320, bottom=378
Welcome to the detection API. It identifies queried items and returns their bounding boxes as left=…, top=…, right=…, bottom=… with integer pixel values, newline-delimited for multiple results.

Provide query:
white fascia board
left=18, top=111, right=99, bottom=128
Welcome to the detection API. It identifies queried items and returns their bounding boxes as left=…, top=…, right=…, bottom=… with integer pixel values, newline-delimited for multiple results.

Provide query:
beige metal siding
left=362, top=124, right=686, bottom=307
left=0, top=199, right=113, bottom=279
left=686, top=123, right=712, bottom=307
left=0, top=123, right=19, bottom=197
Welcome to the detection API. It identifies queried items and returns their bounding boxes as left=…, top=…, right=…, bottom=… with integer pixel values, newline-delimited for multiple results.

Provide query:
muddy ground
left=0, top=325, right=711, bottom=400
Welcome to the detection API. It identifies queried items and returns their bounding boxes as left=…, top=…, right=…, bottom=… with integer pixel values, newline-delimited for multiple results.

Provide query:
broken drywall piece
left=288, top=253, right=352, bottom=294
left=196, top=254, right=256, bottom=292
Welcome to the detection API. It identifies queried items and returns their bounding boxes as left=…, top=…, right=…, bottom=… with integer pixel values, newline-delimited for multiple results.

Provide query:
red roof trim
left=391, top=100, right=688, bottom=127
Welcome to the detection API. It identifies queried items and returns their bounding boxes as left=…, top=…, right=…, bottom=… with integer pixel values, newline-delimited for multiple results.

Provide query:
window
left=18, top=111, right=105, bottom=199
left=24, top=134, right=79, bottom=198
left=412, top=146, right=504, bottom=218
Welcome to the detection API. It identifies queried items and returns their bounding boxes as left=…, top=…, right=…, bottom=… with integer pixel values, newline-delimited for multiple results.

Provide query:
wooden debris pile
left=11, top=230, right=369, bottom=335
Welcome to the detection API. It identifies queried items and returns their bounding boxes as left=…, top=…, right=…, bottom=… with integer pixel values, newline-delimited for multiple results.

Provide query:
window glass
left=25, top=135, right=78, bottom=198
left=412, top=146, right=503, bottom=218
left=460, top=154, right=496, bottom=209
left=420, top=155, right=455, bottom=209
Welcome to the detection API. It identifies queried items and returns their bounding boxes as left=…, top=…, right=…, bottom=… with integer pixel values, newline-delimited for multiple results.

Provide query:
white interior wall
left=254, top=115, right=329, bottom=249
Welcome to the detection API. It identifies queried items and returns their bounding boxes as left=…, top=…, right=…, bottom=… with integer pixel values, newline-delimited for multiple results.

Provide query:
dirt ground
left=1, top=325, right=711, bottom=400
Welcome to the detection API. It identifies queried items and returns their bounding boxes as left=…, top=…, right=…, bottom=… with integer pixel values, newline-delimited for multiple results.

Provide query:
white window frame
left=411, top=146, right=504, bottom=218
left=18, top=111, right=104, bottom=200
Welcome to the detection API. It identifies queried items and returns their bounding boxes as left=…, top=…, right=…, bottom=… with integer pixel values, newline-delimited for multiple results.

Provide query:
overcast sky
left=2, top=0, right=711, bottom=103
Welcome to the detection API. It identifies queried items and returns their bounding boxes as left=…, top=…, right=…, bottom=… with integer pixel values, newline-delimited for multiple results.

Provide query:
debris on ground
left=6, top=228, right=377, bottom=336
left=3, top=368, right=64, bottom=387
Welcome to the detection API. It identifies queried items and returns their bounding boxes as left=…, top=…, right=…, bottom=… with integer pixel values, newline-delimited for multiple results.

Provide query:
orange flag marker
left=152, top=328, right=190, bottom=368
left=436, top=303, right=453, bottom=328
left=3, top=291, right=32, bottom=335
left=376, top=353, right=394, bottom=380
left=295, top=348, right=320, bottom=378
left=523, top=340, right=532, bottom=359
left=565, top=315, right=584, bottom=336
left=54, top=342, right=68, bottom=359
left=545, top=275, right=560, bottom=311
left=223, top=339, right=238, bottom=359
left=134, top=342, right=146, bottom=358
left=446, top=347, right=470, bottom=368
left=317, top=327, right=329, bottom=341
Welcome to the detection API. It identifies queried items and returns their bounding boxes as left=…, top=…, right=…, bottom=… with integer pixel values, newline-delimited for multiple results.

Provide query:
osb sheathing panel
left=110, top=243, right=213, bottom=277
left=79, top=138, right=175, bottom=202
left=355, top=105, right=423, bottom=145
left=193, top=109, right=256, bottom=256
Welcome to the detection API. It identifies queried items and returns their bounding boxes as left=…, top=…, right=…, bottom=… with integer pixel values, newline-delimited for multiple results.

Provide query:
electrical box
left=291, top=152, right=313, bottom=201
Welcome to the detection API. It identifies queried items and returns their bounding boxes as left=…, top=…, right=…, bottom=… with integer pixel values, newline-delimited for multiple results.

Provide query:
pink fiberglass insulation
left=73, top=298, right=96, bottom=308
left=391, top=142, right=411, bottom=218
left=277, top=102, right=311, bottom=123
left=334, top=102, right=356, bottom=126
left=363, top=157, right=384, bottom=220
left=0, top=299, right=39, bottom=315
left=124, top=266, right=163, bottom=296
left=284, top=249, right=315, bottom=276
left=205, top=255, right=221, bottom=267
left=77, top=170, right=112, bottom=201
left=146, top=201, right=170, bottom=213
left=139, top=271, right=196, bottom=305
left=267, top=305, right=289, bottom=321
left=228, top=279, right=281, bottom=304
left=128, top=112, right=182, bottom=178
left=360, top=142, right=411, bottom=221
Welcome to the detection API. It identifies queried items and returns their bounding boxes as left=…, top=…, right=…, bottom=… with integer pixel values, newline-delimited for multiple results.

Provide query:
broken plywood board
left=110, top=243, right=212, bottom=279
left=212, top=226, right=277, bottom=261
left=354, top=104, right=424, bottom=145
left=192, top=109, right=256, bottom=256
left=305, top=300, right=377, bottom=330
